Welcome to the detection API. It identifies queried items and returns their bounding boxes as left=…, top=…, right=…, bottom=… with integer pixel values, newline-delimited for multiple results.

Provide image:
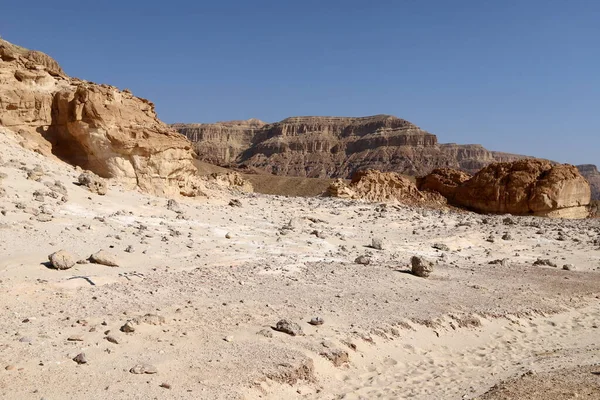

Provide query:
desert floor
left=1, top=129, right=599, bottom=400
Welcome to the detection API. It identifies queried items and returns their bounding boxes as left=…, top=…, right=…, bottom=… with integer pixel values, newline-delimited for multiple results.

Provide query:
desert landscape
left=1, top=33, right=599, bottom=400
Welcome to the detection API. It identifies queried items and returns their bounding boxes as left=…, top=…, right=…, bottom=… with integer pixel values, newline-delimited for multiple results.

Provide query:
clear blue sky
left=2, top=0, right=599, bottom=165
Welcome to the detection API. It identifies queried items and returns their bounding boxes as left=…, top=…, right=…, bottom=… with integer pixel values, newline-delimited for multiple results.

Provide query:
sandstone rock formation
left=0, top=39, right=202, bottom=196
left=417, top=168, right=471, bottom=199
left=452, top=160, right=591, bottom=218
left=577, top=164, right=600, bottom=200
left=201, top=172, right=253, bottom=193
left=174, top=115, right=527, bottom=178
left=327, top=169, right=446, bottom=207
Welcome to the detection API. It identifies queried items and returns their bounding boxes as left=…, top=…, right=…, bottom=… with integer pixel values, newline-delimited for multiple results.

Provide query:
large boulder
left=453, top=160, right=591, bottom=218
left=417, top=168, right=471, bottom=200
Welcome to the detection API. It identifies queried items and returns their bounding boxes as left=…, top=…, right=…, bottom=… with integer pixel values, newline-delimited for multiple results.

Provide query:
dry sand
left=1, top=127, right=599, bottom=399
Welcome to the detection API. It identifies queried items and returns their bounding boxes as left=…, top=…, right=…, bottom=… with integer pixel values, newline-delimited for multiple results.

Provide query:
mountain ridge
left=172, top=115, right=530, bottom=178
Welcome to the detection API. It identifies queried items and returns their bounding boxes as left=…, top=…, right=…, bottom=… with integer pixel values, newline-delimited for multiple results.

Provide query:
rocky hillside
left=577, top=164, right=600, bottom=200
left=174, top=116, right=528, bottom=178
left=0, top=38, right=204, bottom=197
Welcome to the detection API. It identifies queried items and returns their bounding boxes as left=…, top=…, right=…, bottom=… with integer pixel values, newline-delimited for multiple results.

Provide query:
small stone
left=67, top=335, right=84, bottom=342
left=225, top=233, right=232, bottom=239
left=309, top=317, right=324, bottom=326
left=72, top=353, right=87, bottom=364
left=125, top=245, right=134, bottom=253
left=159, top=383, right=171, bottom=389
left=432, top=243, right=450, bottom=251
left=533, top=258, right=558, bottom=268
left=48, top=250, right=77, bottom=270
left=130, top=364, right=157, bottom=374
left=371, top=237, right=385, bottom=250
left=354, top=255, right=371, bottom=265
left=224, top=336, right=234, bottom=342
left=105, top=335, right=119, bottom=344
left=166, top=199, right=183, bottom=214
left=36, top=214, right=53, bottom=222
left=502, top=232, right=513, bottom=241
left=120, top=321, right=135, bottom=333
left=562, top=264, right=575, bottom=271
left=273, top=319, right=303, bottom=336
left=90, top=250, right=119, bottom=267
left=5, top=365, right=15, bottom=371
left=78, top=172, right=107, bottom=195
left=411, top=256, right=434, bottom=278
left=257, top=329, right=273, bottom=338
left=228, top=199, right=242, bottom=207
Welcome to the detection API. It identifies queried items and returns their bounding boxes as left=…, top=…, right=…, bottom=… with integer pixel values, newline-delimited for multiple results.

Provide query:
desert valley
left=0, top=35, right=599, bottom=400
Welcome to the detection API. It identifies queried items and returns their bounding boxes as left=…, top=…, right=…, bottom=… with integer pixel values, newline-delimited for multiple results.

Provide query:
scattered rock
left=125, top=245, right=134, bottom=253
left=105, top=335, right=119, bottom=344
left=371, top=237, right=385, bottom=250
left=489, top=258, right=509, bottom=267
left=320, top=348, right=349, bottom=367
left=309, top=317, right=324, bottom=326
left=36, top=214, right=53, bottom=222
left=166, top=199, right=183, bottom=214
left=257, top=329, right=273, bottom=338
left=78, top=172, right=107, bottom=195
left=120, top=321, right=135, bottom=333
left=48, top=250, right=77, bottom=270
left=311, top=230, right=326, bottom=239
left=67, top=335, right=84, bottom=342
left=159, top=383, right=171, bottom=389
left=432, top=243, right=450, bottom=251
left=228, top=199, right=242, bottom=207
left=563, top=264, right=575, bottom=271
left=89, top=250, right=119, bottom=267
left=533, top=258, right=558, bottom=268
left=130, top=364, right=157, bottom=374
left=354, top=255, right=371, bottom=265
left=411, top=256, right=434, bottom=278
left=72, top=353, right=87, bottom=364
left=133, top=314, right=166, bottom=326
left=26, top=166, right=44, bottom=181
left=273, top=319, right=303, bottom=336
left=225, top=232, right=232, bottom=239
left=502, top=232, right=513, bottom=240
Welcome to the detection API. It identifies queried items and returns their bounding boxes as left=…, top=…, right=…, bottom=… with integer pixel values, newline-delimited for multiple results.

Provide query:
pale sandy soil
left=1, top=128, right=599, bottom=400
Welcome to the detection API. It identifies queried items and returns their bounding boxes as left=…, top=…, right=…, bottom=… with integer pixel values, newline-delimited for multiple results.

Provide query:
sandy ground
left=1, top=127, right=599, bottom=400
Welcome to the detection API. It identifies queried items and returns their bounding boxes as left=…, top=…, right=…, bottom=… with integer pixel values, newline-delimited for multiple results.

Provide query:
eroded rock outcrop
left=174, top=116, right=527, bottom=178
left=453, top=160, right=591, bottom=218
left=417, top=168, right=471, bottom=200
left=0, top=38, right=203, bottom=197
left=327, top=169, right=446, bottom=207
left=577, top=164, right=600, bottom=200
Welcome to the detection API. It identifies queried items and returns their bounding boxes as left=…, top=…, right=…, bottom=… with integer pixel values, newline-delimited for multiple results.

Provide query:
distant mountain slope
left=577, top=164, right=600, bottom=200
left=173, top=115, right=529, bottom=178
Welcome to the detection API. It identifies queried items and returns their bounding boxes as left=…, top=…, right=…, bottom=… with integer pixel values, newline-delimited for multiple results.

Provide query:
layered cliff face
left=577, top=164, right=600, bottom=200
left=0, top=39, right=204, bottom=196
left=172, top=119, right=266, bottom=165
left=174, top=116, right=526, bottom=178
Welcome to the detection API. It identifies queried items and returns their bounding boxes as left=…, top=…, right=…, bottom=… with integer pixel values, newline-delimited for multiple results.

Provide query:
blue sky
left=2, top=0, right=599, bottom=165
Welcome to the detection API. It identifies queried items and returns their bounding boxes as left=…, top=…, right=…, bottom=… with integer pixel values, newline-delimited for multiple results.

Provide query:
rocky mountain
left=173, top=115, right=528, bottom=178
left=0, top=38, right=205, bottom=196
left=577, top=164, right=600, bottom=200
